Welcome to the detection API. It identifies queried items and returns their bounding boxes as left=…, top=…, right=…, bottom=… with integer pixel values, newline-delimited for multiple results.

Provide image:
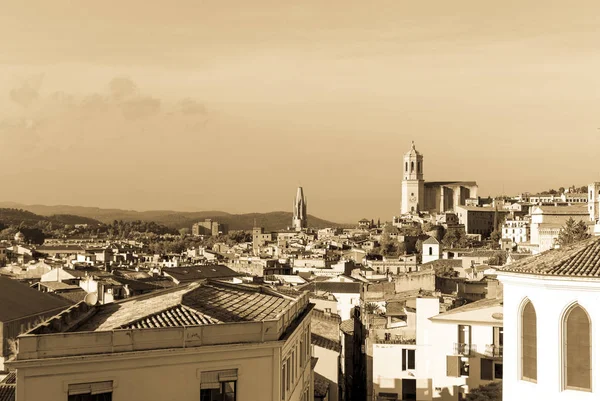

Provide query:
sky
left=1, top=0, right=600, bottom=223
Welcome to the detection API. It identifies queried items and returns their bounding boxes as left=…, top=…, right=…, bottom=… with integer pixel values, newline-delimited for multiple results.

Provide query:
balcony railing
left=374, top=335, right=417, bottom=345
left=454, top=342, right=476, bottom=356
left=485, top=344, right=503, bottom=358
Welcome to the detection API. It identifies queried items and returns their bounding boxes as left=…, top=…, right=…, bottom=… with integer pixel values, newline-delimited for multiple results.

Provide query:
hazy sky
left=1, top=0, right=600, bottom=222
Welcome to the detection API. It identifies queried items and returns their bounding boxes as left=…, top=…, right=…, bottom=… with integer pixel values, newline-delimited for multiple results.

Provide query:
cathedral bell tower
left=401, top=141, right=425, bottom=214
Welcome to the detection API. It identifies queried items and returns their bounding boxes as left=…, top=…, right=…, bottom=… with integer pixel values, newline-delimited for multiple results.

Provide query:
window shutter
left=201, top=371, right=221, bottom=389
left=408, top=350, right=415, bottom=370
left=481, top=358, right=493, bottom=381
left=68, top=381, right=113, bottom=396
left=68, top=383, right=92, bottom=396
left=447, top=355, right=460, bottom=377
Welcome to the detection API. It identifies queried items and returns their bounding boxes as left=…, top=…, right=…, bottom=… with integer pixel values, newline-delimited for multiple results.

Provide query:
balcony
left=485, top=344, right=503, bottom=358
left=454, top=342, right=476, bottom=356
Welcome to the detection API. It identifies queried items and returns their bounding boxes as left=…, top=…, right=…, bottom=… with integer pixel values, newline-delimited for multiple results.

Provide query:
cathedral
left=292, top=186, right=307, bottom=231
left=401, top=142, right=478, bottom=215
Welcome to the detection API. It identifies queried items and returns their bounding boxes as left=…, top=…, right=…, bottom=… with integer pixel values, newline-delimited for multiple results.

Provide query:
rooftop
left=0, top=276, right=73, bottom=322
left=162, top=265, right=242, bottom=283
left=71, top=281, right=296, bottom=332
left=499, top=237, right=600, bottom=278
left=431, top=297, right=503, bottom=324
left=531, top=205, right=588, bottom=215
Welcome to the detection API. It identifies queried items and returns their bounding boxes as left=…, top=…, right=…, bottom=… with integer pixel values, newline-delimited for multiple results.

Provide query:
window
left=428, top=247, right=432, bottom=256
left=521, top=300, right=537, bottom=382
left=68, top=381, right=113, bottom=401
left=564, top=304, right=591, bottom=391
left=458, top=325, right=471, bottom=349
left=494, top=363, right=503, bottom=379
left=481, top=359, right=493, bottom=380
left=405, top=162, right=408, bottom=172
left=281, top=364, right=286, bottom=400
left=402, top=349, right=415, bottom=370
left=201, top=370, right=238, bottom=401
left=411, top=161, right=414, bottom=172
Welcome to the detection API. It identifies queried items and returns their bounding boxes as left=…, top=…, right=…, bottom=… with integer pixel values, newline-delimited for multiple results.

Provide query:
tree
left=490, top=230, right=502, bottom=249
left=486, top=251, right=507, bottom=266
left=557, top=218, right=589, bottom=247
left=466, top=381, right=501, bottom=401
left=559, top=187, right=565, bottom=194
left=442, top=227, right=467, bottom=248
left=364, top=302, right=381, bottom=314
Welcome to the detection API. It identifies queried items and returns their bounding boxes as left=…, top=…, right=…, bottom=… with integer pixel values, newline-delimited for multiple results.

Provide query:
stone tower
left=292, top=187, right=307, bottom=231
left=401, top=141, right=425, bottom=215
left=589, top=182, right=600, bottom=223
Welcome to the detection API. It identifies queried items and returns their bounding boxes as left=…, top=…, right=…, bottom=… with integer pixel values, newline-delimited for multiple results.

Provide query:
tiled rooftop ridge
left=500, top=236, right=600, bottom=277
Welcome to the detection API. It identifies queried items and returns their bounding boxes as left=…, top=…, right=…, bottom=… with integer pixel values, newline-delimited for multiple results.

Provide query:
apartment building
left=8, top=280, right=314, bottom=401
left=371, top=296, right=503, bottom=401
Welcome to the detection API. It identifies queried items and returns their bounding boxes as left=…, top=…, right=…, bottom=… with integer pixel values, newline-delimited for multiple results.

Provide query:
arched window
left=564, top=304, right=591, bottom=391
left=405, top=162, right=408, bottom=172
left=521, top=300, right=537, bottom=381
left=418, top=161, right=421, bottom=173
left=411, top=161, right=414, bottom=173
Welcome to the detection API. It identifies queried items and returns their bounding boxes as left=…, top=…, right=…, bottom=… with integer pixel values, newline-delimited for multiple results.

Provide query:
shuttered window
left=402, top=349, right=415, bottom=370
left=480, top=359, right=494, bottom=381
left=200, top=370, right=238, bottom=401
left=68, top=381, right=112, bottom=401
left=447, top=355, right=460, bottom=377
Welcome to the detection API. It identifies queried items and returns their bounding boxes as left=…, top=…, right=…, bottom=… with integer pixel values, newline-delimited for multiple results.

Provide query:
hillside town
left=0, top=142, right=599, bottom=401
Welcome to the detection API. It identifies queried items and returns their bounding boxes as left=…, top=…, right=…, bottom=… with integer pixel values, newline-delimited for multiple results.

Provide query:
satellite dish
left=84, top=292, right=98, bottom=306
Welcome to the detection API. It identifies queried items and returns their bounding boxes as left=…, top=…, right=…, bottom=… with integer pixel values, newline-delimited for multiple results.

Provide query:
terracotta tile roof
left=73, top=281, right=296, bottom=332
left=0, top=373, right=15, bottom=385
left=0, top=385, right=15, bottom=401
left=499, top=237, right=600, bottom=277
left=119, top=305, right=219, bottom=328
left=420, top=259, right=462, bottom=269
left=340, top=319, right=355, bottom=335
left=314, top=372, right=330, bottom=397
left=311, top=333, right=341, bottom=353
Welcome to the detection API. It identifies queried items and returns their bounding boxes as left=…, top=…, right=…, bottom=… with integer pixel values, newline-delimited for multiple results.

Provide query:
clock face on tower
left=410, top=196, right=417, bottom=202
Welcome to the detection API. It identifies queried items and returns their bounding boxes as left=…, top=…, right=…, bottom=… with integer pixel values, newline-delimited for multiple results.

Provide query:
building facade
left=192, top=219, right=229, bottom=236
left=9, top=281, right=315, bottom=401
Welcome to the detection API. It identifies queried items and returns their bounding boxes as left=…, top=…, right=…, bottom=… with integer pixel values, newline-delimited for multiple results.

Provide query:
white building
left=497, top=237, right=600, bottom=401
left=529, top=205, right=589, bottom=253
left=501, top=218, right=530, bottom=244
left=372, top=296, right=503, bottom=400
left=422, top=237, right=441, bottom=264
left=9, top=280, right=314, bottom=401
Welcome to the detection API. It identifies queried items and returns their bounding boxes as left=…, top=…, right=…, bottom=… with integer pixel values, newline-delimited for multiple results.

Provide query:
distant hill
left=0, top=202, right=347, bottom=231
left=0, top=208, right=102, bottom=227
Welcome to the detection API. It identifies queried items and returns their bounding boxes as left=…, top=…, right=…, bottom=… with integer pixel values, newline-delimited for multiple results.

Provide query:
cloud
left=108, top=76, right=138, bottom=101
left=9, top=74, right=44, bottom=108
left=179, top=98, right=206, bottom=115
left=121, top=96, right=161, bottom=120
